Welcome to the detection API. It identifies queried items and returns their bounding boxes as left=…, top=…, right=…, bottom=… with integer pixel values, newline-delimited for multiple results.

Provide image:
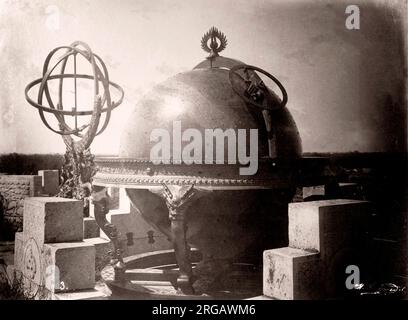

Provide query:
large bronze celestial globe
left=93, top=27, right=301, bottom=294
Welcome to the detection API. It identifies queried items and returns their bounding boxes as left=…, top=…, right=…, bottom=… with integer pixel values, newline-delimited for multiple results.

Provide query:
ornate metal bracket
left=151, top=184, right=205, bottom=294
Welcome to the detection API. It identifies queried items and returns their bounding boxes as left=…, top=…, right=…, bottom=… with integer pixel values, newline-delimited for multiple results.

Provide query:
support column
left=152, top=184, right=201, bottom=294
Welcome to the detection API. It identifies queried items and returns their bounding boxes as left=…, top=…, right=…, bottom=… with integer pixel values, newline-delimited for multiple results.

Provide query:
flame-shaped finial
left=201, top=27, right=227, bottom=60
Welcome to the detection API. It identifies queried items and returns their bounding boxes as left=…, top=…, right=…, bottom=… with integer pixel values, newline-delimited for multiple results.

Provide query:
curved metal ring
left=54, top=42, right=114, bottom=136
left=37, top=44, right=111, bottom=137
left=25, top=74, right=124, bottom=116
left=25, top=74, right=124, bottom=136
left=43, top=43, right=102, bottom=136
left=229, top=64, right=288, bottom=110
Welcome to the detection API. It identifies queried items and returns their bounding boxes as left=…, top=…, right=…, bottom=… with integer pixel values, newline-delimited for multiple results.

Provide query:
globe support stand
left=150, top=184, right=206, bottom=294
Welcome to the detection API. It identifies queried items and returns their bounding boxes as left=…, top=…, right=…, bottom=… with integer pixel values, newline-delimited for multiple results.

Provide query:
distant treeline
left=0, top=152, right=406, bottom=175
left=0, top=153, right=64, bottom=175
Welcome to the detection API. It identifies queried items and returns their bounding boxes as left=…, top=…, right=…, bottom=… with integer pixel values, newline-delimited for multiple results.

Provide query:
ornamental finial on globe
left=25, top=41, right=124, bottom=152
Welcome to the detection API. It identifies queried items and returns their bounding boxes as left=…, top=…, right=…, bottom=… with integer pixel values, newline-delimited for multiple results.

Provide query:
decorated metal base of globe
left=92, top=27, right=303, bottom=295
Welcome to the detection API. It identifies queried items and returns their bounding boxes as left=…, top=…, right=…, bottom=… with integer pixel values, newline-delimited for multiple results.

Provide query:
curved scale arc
left=25, top=74, right=123, bottom=136
left=229, top=64, right=288, bottom=111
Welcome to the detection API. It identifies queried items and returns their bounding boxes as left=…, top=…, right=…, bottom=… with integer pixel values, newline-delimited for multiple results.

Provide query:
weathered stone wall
left=0, top=175, right=42, bottom=237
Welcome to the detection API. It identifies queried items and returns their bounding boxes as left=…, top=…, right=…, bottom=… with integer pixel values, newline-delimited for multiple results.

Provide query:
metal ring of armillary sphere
left=25, top=41, right=124, bottom=139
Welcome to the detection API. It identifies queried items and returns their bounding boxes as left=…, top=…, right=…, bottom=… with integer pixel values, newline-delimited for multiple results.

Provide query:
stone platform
left=13, top=197, right=107, bottom=299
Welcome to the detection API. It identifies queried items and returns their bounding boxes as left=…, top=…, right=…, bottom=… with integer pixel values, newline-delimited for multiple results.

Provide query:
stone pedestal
left=263, top=199, right=371, bottom=299
left=23, top=197, right=83, bottom=246
left=13, top=197, right=105, bottom=299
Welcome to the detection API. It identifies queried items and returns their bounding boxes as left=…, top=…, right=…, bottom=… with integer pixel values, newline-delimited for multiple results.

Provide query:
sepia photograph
left=0, top=0, right=407, bottom=309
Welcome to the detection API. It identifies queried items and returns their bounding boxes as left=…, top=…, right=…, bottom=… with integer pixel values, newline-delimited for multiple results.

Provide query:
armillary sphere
left=25, top=41, right=124, bottom=152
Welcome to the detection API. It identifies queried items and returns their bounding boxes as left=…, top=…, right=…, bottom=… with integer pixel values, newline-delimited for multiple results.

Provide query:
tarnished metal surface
left=93, top=28, right=303, bottom=294
left=94, top=58, right=301, bottom=188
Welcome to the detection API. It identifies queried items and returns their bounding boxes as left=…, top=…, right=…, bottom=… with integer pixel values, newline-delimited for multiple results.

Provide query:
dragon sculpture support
left=57, top=95, right=103, bottom=215
left=150, top=184, right=205, bottom=294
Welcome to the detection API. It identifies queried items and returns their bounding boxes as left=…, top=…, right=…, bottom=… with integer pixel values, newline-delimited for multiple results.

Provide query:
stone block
left=14, top=238, right=95, bottom=295
left=23, top=197, right=83, bottom=246
left=38, top=170, right=59, bottom=196
left=264, top=199, right=372, bottom=299
left=263, top=247, right=320, bottom=300
left=302, top=185, right=325, bottom=199
left=43, top=242, right=95, bottom=292
left=84, top=237, right=112, bottom=278
left=83, top=217, right=100, bottom=239
left=0, top=175, right=43, bottom=231
left=288, top=199, right=370, bottom=259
